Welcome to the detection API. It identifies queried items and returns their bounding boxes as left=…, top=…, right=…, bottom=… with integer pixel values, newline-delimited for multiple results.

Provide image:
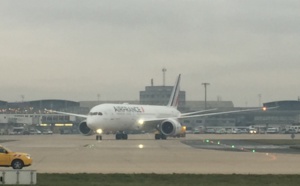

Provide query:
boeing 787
left=48, top=74, right=269, bottom=140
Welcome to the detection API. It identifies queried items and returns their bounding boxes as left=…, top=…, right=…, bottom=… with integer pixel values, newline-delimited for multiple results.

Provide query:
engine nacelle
left=78, top=120, right=94, bottom=136
left=159, top=118, right=182, bottom=136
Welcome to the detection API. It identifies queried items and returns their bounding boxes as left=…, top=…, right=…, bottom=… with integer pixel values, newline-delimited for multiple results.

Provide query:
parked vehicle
left=266, top=128, right=279, bottom=134
left=29, top=129, right=42, bottom=135
left=205, top=128, right=215, bottom=134
left=23, top=130, right=30, bottom=135
left=9, top=127, right=25, bottom=135
left=232, top=128, right=241, bottom=134
left=257, top=128, right=266, bottom=134
left=0, top=145, right=32, bottom=169
left=239, top=129, right=249, bottom=134
left=193, top=129, right=200, bottom=134
left=282, top=128, right=296, bottom=134
left=249, top=128, right=257, bottom=134
left=215, top=128, right=226, bottom=134
left=42, top=129, right=53, bottom=135
left=226, top=128, right=235, bottom=134
left=289, top=126, right=300, bottom=133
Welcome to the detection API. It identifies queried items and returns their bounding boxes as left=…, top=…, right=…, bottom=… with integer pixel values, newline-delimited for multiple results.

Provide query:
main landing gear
left=115, top=131, right=128, bottom=140
left=155, top=133, right=167, bottom=140
left=95, top=131, right=128, bottom=140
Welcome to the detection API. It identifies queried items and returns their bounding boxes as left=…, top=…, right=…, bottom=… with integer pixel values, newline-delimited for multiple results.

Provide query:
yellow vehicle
left=0, top=145, right=32, bottom=169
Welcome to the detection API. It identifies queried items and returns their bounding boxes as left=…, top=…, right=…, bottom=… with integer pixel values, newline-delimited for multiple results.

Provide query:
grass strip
left=31, top=174, right=300, bottom=186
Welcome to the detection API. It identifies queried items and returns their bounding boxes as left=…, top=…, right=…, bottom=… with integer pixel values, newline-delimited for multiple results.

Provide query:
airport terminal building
left=0, top=99, right=82, bottom=134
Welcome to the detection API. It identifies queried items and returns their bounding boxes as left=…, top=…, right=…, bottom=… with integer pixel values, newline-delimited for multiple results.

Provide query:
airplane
left=47, top=74, right=271, bottom=140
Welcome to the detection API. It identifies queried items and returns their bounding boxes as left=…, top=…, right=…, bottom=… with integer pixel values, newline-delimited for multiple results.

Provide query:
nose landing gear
left=96, top=135, right=102, bottom=140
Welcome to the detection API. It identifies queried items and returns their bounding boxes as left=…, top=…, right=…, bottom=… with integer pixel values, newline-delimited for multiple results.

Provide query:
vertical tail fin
left=167, top=74, right=181, bottom=108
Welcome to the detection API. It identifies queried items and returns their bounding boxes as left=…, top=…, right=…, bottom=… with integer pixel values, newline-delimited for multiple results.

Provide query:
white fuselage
left=86, top=103, right=181, bottom=132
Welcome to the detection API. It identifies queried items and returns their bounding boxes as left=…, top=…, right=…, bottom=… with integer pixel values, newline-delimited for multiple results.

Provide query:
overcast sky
left=1, top=0, right=300, bottom=107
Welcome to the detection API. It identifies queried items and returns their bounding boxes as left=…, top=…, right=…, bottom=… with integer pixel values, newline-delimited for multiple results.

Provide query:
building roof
left=0, top=100, right=7, bottom=106
left=6, top=99, right=79, bottom=110
left=264, top=100, right=300, bottom=110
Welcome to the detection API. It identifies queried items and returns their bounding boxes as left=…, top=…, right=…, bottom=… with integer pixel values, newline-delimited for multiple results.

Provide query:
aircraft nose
left=86, top=117, right=98, bottom=130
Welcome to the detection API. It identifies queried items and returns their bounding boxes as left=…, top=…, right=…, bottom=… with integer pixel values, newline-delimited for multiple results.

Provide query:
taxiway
left=0, top=134, right=300, bottom=174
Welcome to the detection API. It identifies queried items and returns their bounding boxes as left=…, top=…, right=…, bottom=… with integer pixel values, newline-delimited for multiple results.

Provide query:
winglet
left=167, top=74, right=181, bottom=108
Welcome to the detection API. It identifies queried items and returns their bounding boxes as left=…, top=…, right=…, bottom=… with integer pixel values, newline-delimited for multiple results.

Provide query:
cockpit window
left=88, top=112, right=103, bottom=116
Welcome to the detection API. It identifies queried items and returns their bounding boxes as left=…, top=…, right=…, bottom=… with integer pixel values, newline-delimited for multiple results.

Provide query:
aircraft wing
left=140, top=107, right=275, bottom=124
left=45, top=109, right=88, bottom=118
left=178, top=107, right=270, bottom=119
left=180, top=108, right=217, bottom=116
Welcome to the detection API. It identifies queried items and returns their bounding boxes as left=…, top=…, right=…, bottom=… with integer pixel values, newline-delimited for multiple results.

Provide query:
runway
left=1, top=134, right=300, bottom=174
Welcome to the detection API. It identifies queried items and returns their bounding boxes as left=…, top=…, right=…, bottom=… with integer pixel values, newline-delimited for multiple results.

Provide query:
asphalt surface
left=1, top=134, right=300, bottom=174
left=182, top=139, right=300, bottom=154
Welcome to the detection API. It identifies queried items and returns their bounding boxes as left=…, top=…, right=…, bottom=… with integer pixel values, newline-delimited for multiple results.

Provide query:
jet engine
left=78, top=120, right=94, bottom=136
left=159, top=118, right=182, bottom=136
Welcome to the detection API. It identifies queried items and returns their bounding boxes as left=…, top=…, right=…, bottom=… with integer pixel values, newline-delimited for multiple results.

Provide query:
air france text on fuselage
left=113, top=106, right=144, bottom=113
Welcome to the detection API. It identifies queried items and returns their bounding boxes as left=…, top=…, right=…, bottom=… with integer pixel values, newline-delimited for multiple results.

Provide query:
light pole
left=202, top=83, right=210, bottom=109
left=162, top=68, right=167, bottom=86
left=258, top=94, right=261, bottom=107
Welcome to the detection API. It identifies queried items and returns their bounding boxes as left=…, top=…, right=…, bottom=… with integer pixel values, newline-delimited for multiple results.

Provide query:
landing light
left=138, top=144, right=144, bottom=149
left=96, top=129, right=103, bottom=134
left=138, top=119, right=144, bottom=125
left=262, top=107, right=267, bottom=111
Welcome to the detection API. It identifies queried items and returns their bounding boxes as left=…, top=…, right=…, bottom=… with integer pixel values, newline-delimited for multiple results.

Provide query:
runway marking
left=203, top=139, right=279, bottom=161
left=83, top=144, right=95, bottom=148
left=181, top=137, right=285, bottom=162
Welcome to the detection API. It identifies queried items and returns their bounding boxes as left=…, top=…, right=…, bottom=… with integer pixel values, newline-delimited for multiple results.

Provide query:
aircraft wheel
left=155, top=134, right=161, bottom=140
left=122, top=133, right=128, bottom=140
left=116, top=133, right=122, bottom=140
left=96, top=135, right=102, bottom=140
